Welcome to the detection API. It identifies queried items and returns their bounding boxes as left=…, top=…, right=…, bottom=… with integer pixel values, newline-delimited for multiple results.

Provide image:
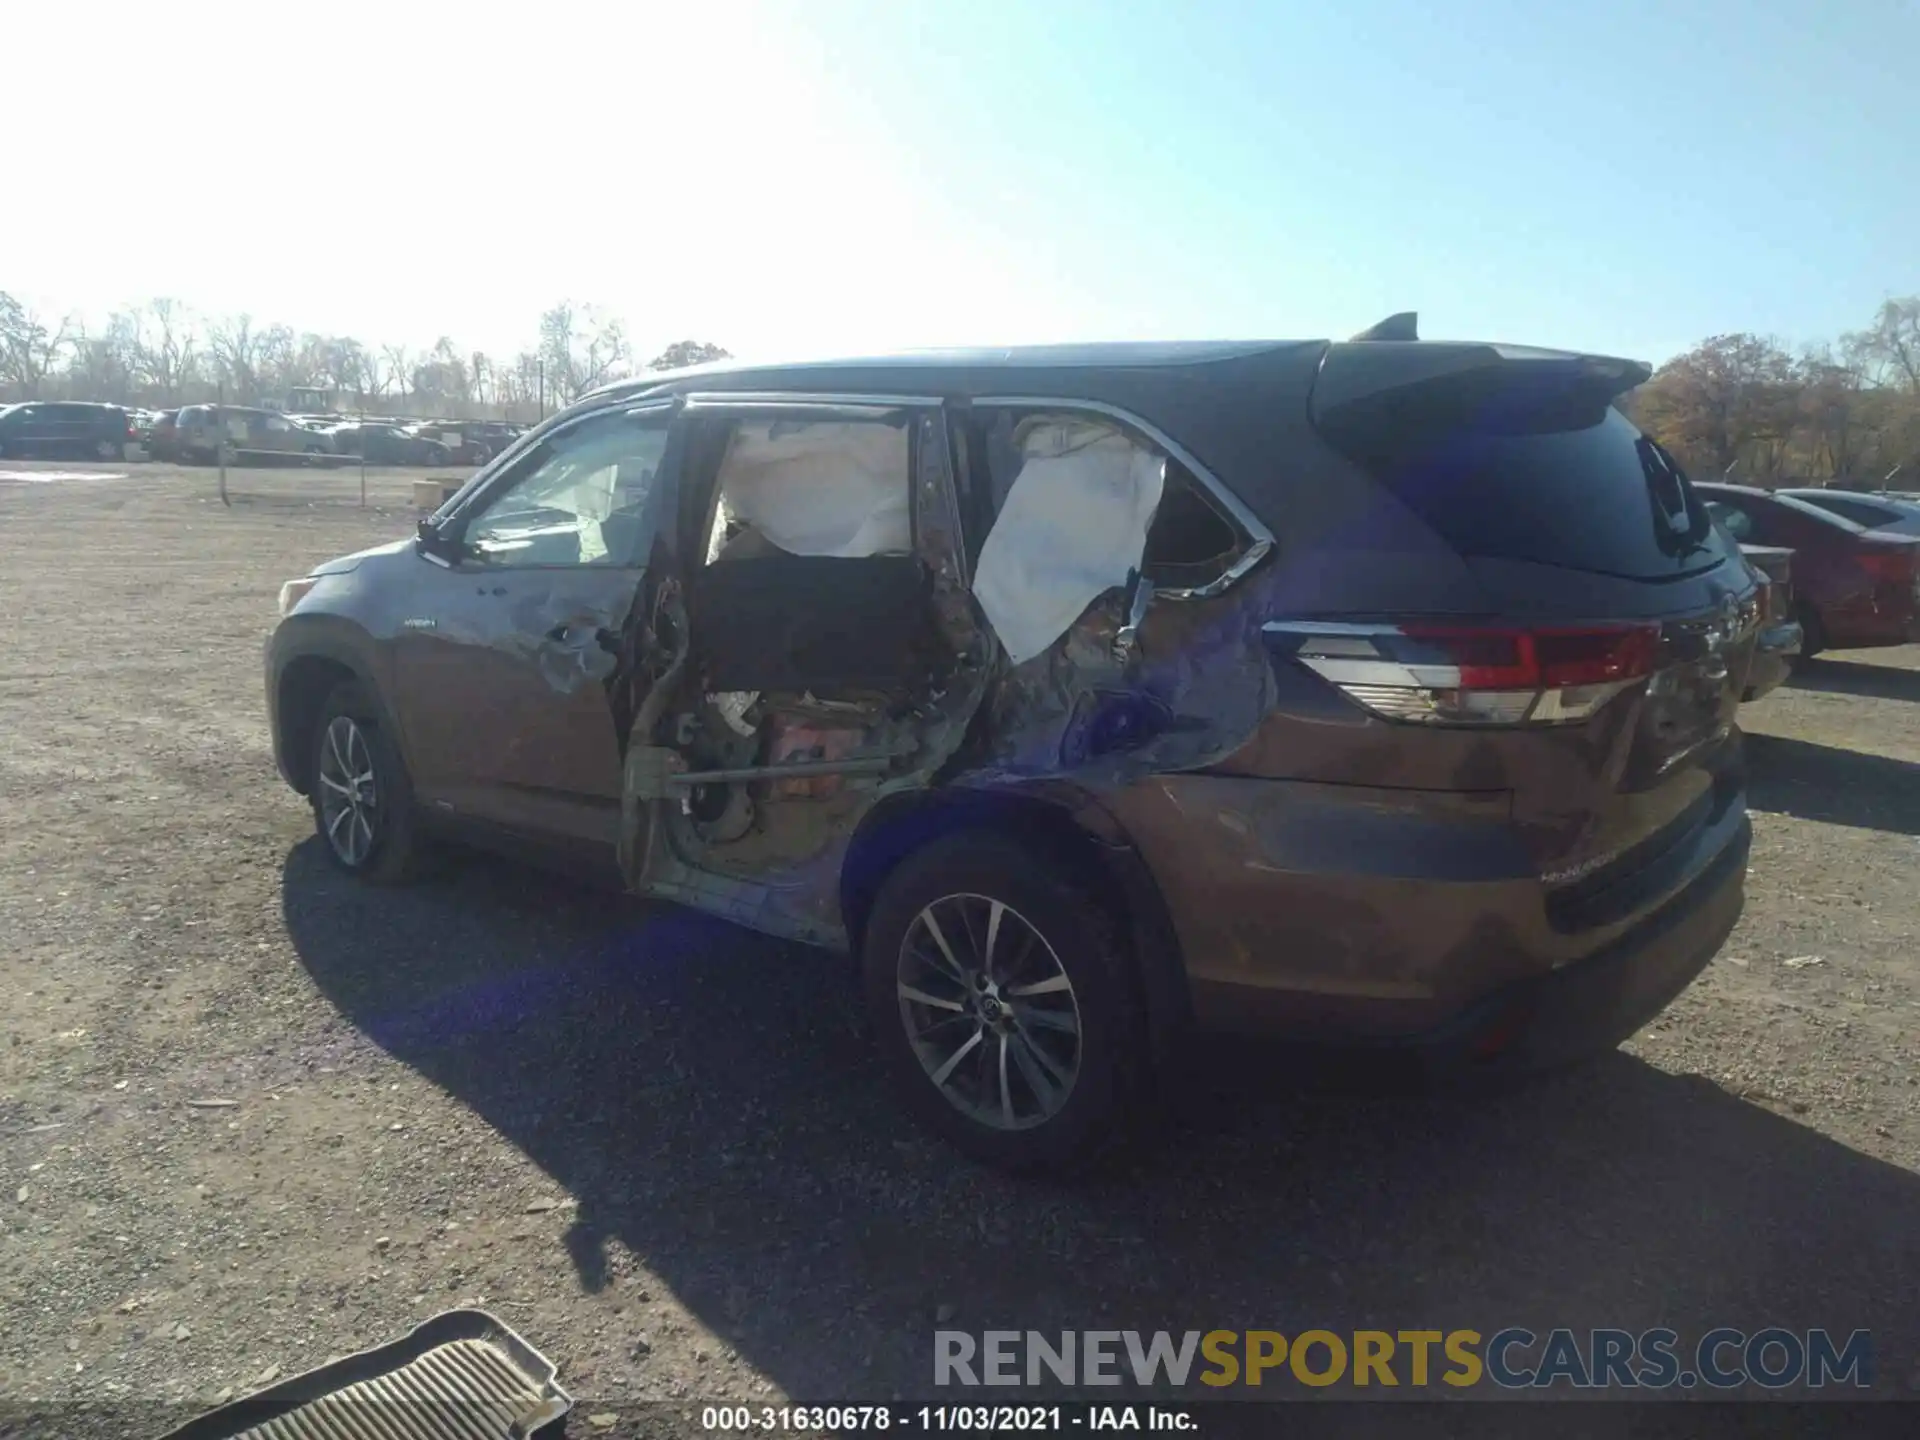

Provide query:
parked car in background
left=144, top=409, right=182, bottom=461
left=269, top=323, right=1757, bottom=1170
left=175, top=405, right=337, bottom=464
left=1736, top=543, right=1801, bottom=700
left=1696, top=482, right=1920, bottom=657
left=1776, top=487, right=1920, bottom=538
left=325, top=421, right=454, bottom=466
left=402, top=421, right=519, bottom=465
left=0, top=401, right=135, bottom=461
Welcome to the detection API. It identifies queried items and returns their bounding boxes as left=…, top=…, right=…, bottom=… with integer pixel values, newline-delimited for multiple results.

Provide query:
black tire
left=1794, top=602, right=1825, bottom=662
left=310, top=681, right=423, bottom=884
left=860, top=831, right=1146, bottom=1174
left=95, top=438, right=124, bottom=462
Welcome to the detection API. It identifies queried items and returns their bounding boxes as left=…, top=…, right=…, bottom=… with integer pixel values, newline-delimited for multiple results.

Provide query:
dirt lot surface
left=3, top=460, right=1918, bottom=1430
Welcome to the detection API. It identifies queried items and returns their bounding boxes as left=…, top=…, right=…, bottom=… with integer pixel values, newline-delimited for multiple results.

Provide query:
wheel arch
left=271, top=622, right=403, bottom=796
left=840, top=782, right=1192, bottom=1065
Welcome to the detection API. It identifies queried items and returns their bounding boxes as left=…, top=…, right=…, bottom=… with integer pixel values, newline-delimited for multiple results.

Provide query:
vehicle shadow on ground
left=1787, top=658, right=1920, bottom=704
left=279, top=840, right=1920, bottom=1408
left=1745, top=733, right=1920, bottom=836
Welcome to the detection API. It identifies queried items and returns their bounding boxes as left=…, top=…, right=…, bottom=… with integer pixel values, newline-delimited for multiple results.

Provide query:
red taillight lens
left=1857, top=546, right=1917, bottom=584
left=1401, top=626, right=1661, bottom=690
left=1266, top=621, right=1661, bottom=727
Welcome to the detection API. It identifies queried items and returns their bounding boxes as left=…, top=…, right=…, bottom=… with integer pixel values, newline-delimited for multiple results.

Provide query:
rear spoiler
left=1313, top=339, right=1653, bottom=444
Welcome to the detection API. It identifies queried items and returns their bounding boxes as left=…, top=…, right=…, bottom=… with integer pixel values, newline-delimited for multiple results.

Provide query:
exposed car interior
left=644, top=410, right=964, bottom=874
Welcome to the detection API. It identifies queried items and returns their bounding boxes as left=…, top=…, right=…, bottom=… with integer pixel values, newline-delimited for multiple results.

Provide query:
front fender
left=266, top=613, right=403, bottom=792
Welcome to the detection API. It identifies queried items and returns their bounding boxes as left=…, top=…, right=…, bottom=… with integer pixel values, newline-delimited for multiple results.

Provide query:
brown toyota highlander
left=266, top=316, right=1757, bottom=1172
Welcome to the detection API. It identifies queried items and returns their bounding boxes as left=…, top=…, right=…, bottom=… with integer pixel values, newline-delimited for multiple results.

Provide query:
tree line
left=7, top=284, right=1916, bottom=485
left=0, top=291, right=729, bottom=420
left=1625, top=297, right=1919, bottom=487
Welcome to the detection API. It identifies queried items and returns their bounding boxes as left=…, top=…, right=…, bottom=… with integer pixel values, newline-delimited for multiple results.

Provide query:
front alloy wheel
left=897, top=894, right=1084, bottom=1132
left=316, top=714, right=380, bottom=867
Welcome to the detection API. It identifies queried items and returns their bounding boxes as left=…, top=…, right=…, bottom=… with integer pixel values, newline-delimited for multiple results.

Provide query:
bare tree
left=360, top=347, right=389, bottom=399
left=0, top=292, right=79, bottom=398
left=410, top=336, right=470, bottom=414
left=1843, top=297, right=1920, bottom=394
left=382, top=343, right=413, bottom=406
left=319, top=337, right=368, bottom=400
left=469, top=350, right=494, bottom=409
left=539, top=301, right=630, bottom=403
left=208, top=314, right=268, bottom=402
left=65, top=311, right=142, bottom=403
left=132, top=299, right=201, bottom=403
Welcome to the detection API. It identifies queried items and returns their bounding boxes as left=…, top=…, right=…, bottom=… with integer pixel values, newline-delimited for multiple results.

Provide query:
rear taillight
left=1856, top=548, right=1914, bottom=583
left=1263, top=621, right=1659, bottom=727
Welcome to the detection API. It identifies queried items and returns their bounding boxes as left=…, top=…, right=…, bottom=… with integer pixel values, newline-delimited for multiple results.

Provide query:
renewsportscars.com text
left=933, top=1328, right=1872, bottom=1391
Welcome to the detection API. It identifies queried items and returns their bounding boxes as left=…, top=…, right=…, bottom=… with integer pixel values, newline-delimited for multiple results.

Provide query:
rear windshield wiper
left=1637, top=437, right=1712, bottom=556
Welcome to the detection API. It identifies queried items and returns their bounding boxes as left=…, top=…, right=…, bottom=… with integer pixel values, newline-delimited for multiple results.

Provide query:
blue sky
left=4, top=0, right=1913, bottom=366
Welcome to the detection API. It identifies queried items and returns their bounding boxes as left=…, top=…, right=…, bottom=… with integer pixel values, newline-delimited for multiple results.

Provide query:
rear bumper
left=1175, top=804, right=1748, bottom=1066
left=1110, top=757, right=1748, bottom=1050
left=1742, top=619, right=1801, bottom=701
left=1403, top=812, right=1747, bottom=1069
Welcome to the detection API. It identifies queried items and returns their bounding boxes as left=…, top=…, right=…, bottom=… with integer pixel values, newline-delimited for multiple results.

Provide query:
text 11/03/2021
left=699, top=1404, right=1196, bottom=1431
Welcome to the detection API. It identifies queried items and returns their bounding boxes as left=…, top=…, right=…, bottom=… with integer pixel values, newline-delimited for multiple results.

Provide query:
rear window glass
left=1797, top=494, right=1900, bottom=528
left=1334, top=407, right=1729, bottom=579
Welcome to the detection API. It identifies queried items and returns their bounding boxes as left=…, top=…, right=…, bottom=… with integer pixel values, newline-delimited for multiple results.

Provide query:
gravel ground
left=2, top=461, right=1918, bottom=1428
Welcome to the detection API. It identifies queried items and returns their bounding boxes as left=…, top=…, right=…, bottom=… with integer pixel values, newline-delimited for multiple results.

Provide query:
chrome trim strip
left=1261, top=620, right=1407, bottom=637
left=682, top=391, right=944, bottom=413
left=970, top=394, right=1278, bottom=601
left=1297, top=656, right=1465, bottom=688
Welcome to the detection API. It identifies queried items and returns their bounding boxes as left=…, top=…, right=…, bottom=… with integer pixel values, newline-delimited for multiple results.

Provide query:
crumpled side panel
left=967, top=556, right=1283, bottom=790
left=487, top=580, right=629, bottom=694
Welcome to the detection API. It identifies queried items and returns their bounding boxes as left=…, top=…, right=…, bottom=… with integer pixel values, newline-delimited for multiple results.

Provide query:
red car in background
left=1696, top=482, right=1920, bottom=657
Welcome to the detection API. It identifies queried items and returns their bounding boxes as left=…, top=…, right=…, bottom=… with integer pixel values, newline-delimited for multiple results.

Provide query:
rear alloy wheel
left=898, top=894, right=1084, bottom=1132
left=95, top=438, right=123, bottom=461
left=311, top=683, right=422, bottom=883
left=862, top=833, right=1144, bottom=1173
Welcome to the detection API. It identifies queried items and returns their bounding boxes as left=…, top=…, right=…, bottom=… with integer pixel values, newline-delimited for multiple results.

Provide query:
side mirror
left=416, top=515, right=466, bottom=564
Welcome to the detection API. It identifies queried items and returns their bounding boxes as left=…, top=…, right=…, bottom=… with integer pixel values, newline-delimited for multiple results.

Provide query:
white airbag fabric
left=715, top=420, right=911, bottom=558
left=972, top=418, right=1165, bottom=666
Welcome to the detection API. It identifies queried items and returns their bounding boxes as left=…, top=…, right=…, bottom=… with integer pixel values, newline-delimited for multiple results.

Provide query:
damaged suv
left=268, top=320, right=1757, bottom=1171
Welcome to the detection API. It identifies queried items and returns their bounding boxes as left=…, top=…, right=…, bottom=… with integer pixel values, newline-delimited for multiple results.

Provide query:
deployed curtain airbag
left=715, top=419, right=912, bottom=558
left=972, top=417, right=1166, bottom=666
